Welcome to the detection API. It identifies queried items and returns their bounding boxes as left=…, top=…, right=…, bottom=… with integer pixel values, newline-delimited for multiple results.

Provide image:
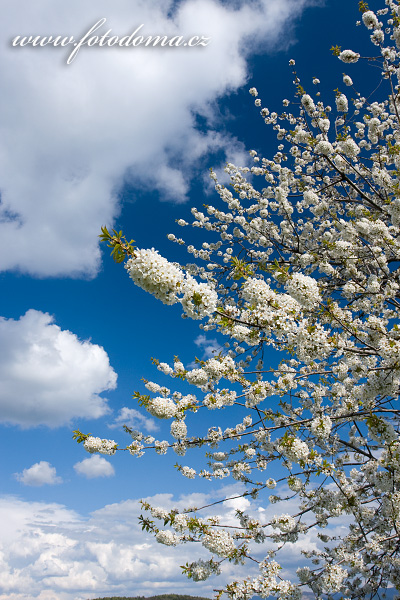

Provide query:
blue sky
left=0, top=1, right=381, bottom=599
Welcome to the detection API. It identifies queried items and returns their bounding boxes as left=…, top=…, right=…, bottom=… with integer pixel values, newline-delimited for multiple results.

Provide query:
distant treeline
left=91, top=595, right=211, bottom=600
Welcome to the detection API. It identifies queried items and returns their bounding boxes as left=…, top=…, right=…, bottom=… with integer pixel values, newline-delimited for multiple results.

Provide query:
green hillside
left=91, top=595, right=211, bottom=600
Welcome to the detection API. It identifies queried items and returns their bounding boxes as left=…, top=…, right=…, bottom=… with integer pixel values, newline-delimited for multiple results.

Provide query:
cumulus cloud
left=73, top=455, right=115, bottom=479
left=15, top=462, right=62, bottom=486
left=0, top=309, right=117, bottom=427
left=194, top=334, right=220, bottom=358
left=0, top=494, right=215, bottom=600
left=108, top=407, right=159, bottom=432
left=0, top=488, right=349, bottom=600
left=0, top=0, right=315, bottom=277
left=186, top=333, right=221, bottom=367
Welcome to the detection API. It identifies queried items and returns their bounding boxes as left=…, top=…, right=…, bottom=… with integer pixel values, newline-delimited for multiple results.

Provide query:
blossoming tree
left=75, top=2, right=400, bottom=598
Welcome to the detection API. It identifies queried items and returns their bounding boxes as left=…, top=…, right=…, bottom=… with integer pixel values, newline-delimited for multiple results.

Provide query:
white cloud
left=0, top=487, right=350, bottom=600
left=194, top=333, right=221, bottom=358
left=0, top=493, right=217, bottom=600
left=73, top=455, right=115, bottom=479
left=0, top=310, right=117, bottom=427
left=188, top=333, right=221, bottom=367
left=15, top=462, right=62, bottom=487
left=0, top=0, right=315, bottom=276
left=108, top=407, right=159, bottom=432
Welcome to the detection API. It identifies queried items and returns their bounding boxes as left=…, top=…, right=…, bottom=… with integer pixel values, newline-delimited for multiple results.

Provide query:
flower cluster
left=277, top=437, right=310, bottom=463
left=155, top=530, right=181, bottom=546
left=126, top=248, right=218, bottom=318
left=83, top=436, right=117, bottom=455
left=181, top=276, right=218, bottom=319
left=125, top=248, right=184, bottom=305
left=146, top=396, right=177, bottom=419
left=271, top=514, right=296, bottom=533
left=284, top=272, right=321, bottom=309
left=170, top=419, right=187, bottom=439
left=339, top=49, right=360, bottom=63
left=202, top=528, right=236, bottom=557
left=186, top=559, right=221, bottom=581
left=310, top=415, right=333, bottom=440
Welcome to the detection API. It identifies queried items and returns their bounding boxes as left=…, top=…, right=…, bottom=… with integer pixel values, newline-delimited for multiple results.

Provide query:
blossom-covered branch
left=77, top=2, right=400, bottom=599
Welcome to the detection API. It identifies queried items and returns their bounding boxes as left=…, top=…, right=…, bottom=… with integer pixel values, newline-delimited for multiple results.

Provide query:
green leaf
left=72, top=429, right=90, bottom=443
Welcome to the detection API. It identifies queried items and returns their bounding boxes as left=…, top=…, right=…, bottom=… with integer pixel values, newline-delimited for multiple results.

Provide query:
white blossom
left=170, top=419, right=188, bottom=439
left=338, top=49, right=360, bottom=63
left=83, top=436, right=117, bottom=455
left=156, top=530, right=180, bottom=546
left=336, top=93, right=349, bottom=112
left=125, top=248, right=184, bottom=305
left=285, top=273, right=321, bottom=308
left=147, top=397, right=177, bottom=419
left=315, top=140, right=334, bottom=155
left=362, top=11, right=379, bottom=30
left=301, top=94, right=316, bottom=115
left=202, top=529, right=236, bottom=557
left=278, top=437, right=310, bottom=463
left=310, top=415, right=332, bottom=439
left=181, top=466, right=196, bottom=478
left=271, top=514, right=296, bottom=532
